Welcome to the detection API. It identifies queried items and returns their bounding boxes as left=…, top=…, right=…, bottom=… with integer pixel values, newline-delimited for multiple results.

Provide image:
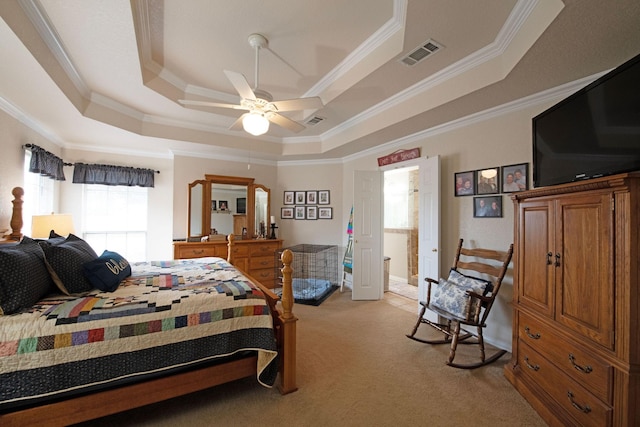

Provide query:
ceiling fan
left=179, top=33, right=323, bottom=136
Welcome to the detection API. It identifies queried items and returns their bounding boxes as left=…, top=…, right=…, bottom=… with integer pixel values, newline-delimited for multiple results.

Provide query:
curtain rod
left=22, top=144, right=160, bottom=173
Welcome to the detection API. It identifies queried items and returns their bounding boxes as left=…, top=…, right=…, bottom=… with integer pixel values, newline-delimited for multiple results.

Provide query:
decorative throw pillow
left=447, top=268, right=493, bottom=295
left=0, top=237, right=55, bottom=315
left=40, top=234, right=99, bottom=294
left=83, top=250, right=131, bottom=292
left=430, top=271, right=490, bottom=320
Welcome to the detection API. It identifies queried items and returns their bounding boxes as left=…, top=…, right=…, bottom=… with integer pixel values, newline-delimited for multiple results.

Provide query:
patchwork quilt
left=0, top=257, right=278, bottom=411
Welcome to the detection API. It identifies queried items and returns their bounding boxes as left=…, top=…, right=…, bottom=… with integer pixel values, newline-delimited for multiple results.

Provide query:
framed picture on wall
left=281, top=207, right=293, bottom=219
left=283, top=191, right=294, bottom=205
left=475, top=168, right=500, bottom=195
left=211, top=200, right=217, bottom=211
left=318, top=207, right=333, bottom=219
left=473, top=196, right=502, bottom=218
left=501, top=163, right=528, bottom=193
left=295, top=191, right=306, bottom=204
left=218, top=200, right=228, bottom=211
left=306, top=191, right=317, bottom=204
left=318, top=190, right=330, bottom=205
left=306, top=206, right=317, bottom=220
left=294, top=206, right=306, bottom=220
left=454, top=171, right=475, bottom=196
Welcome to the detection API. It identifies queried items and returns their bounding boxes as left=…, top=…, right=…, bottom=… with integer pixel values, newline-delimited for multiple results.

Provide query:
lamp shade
left=31, top=214, right=75, bottom=238
left=242, top=112, right=269, bottom=136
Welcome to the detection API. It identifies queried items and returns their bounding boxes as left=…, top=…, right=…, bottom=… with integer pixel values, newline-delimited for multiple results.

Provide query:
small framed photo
left=318, top=190, right=330, bottom=205
left=455, top=171, right=475, bottom=196
left=218, top=200, right=228, bottom=211
left=306, top=206, right=317, bottom=220
left=295, top=191, right=306, bottom=205
left=476, top=168, right=500, bottom=195
left=284, top=191, right=294, bottom=205
left=294, top=206, right=306, bottom=220
left=474, top=196, right=502, bottom=218
left=211, top=200, right=217, bottom=211
left=281, top=207, right=293, bottom=219
left=318, top=207, right=333, bottom=219
left=502, top=163, right=528, bottom=193
left=306, top=191, right=317, bottom=204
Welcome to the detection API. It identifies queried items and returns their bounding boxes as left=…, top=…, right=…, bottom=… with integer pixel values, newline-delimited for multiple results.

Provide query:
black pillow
left=83, top=250, right=131, bottom=292
left=0, top=237, right=55, bottom=315
left=40, top=234, right=99, bottom=294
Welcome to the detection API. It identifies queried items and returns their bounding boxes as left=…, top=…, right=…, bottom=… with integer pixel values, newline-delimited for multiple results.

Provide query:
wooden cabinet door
left=517, top=199, right=555, bottom=318
left=554, top=192, right=614, bottom=349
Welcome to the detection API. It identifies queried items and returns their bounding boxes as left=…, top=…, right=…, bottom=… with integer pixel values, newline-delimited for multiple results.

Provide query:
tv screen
left=236, top=197, right=246, bottom=214
left=533, top=52, right=640, bottom=187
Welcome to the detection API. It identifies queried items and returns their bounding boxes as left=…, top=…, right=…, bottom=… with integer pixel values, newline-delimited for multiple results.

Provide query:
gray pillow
left=0, top=237, right=55, bottom=315
left=40, top=234, right=99, bottom=294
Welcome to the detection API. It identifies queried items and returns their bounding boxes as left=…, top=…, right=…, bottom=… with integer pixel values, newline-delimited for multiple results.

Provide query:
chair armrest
left=466, top=290, right=492, bottom=303
left=423, top=277, right=438, bottom=305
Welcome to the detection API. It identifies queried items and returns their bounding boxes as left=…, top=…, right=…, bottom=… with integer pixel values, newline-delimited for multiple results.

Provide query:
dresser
left=173, top=238, right=283, bottom=289
left=504, top=173, right=640, bottom=426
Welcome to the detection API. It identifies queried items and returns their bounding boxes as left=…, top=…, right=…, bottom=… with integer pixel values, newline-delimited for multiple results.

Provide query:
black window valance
left=27, top=144, right=66, bottom=181
left=72, top=163, right=155, bottom=188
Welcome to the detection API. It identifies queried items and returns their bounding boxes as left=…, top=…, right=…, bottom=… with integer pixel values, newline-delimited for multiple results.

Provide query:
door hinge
left=611, top=197, right=615, bottom=211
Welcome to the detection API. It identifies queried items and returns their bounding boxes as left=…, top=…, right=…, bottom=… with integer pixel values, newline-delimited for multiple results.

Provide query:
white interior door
left=352, top=170, right=383, bottom=300
left=418, top=156, right=440, bottom=319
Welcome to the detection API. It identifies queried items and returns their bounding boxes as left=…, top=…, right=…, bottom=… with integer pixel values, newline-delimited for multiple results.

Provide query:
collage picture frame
left=281, top=190, right=332, bottom=220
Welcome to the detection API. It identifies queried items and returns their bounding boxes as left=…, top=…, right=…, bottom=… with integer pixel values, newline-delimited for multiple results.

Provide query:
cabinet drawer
left=518, top=341, right=612, bottom=427
left=230, top=244, right=249, bottom=257
left=518, top=312, right=612, bottom=403
left=249, top=242, right=279, bottom=256
left=249, top=256, right=275, bottom=269
left=175, top=245, right=217, bottom=259
left=250, top=268, right=275, bottom=283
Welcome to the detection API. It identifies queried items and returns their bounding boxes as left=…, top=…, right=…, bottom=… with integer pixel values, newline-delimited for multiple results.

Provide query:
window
left=23, top=151, right=55, bottom=236
left=384, top=166, right=418, bottom=229
left=82, top=184, right=148, bottom=261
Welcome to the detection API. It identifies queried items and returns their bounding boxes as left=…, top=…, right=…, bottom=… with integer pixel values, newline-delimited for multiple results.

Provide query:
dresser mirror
left=187, top=174, right=270, bottom=239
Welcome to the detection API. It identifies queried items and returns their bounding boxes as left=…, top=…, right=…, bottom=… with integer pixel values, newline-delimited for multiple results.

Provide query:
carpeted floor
left=74, top=291, right=544, bottom=427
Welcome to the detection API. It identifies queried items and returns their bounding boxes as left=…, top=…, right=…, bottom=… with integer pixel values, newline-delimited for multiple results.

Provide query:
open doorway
left=383, top=166, right=419, bottom=300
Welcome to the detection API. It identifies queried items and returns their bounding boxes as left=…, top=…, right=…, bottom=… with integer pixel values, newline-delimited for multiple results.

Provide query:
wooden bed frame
left=0, top=187, right=297, bottom=426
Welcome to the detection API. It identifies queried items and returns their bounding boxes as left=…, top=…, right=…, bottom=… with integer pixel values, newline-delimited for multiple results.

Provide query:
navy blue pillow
left=0, top=237, right=55, bottom=315
left=83, top=250, right=131, bottom=292
left=40, top=234, right=99, bottom=294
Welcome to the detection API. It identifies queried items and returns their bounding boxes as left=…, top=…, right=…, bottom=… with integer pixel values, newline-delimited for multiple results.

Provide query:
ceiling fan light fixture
left=243, top=112, right=269, bottom=136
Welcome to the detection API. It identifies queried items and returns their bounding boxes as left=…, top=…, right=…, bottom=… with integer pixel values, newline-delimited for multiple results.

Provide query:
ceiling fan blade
left=270, top=96, right=323, bottom=112
left=179, top=99, right=247, bottom=110
left=223, top=70, right=256, bottom=101
left=229, top=113, right=249, bottom=131
left=266, top=112, right=305, bottom=133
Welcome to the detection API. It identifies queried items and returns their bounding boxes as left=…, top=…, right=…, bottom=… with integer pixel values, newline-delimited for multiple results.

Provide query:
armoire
left=505, top=172, right=640, bottom=427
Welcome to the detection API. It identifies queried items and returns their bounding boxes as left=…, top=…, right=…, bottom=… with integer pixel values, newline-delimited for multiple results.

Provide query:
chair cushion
left=83, top=250, right=131, bottom=292
left=0, top=237, right=55, bottom=315
left=430, top=270, right=491, bottom=320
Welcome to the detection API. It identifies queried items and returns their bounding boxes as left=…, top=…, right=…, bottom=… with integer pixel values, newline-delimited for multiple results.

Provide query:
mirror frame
left=187, top=174, right=270, bottom=239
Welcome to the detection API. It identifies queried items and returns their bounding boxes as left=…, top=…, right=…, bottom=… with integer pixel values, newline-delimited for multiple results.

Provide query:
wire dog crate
left=275, top=244, right=339, bottom=305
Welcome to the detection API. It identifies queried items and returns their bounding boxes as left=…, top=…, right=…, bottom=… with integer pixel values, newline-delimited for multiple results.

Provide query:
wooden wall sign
left=377, top=148, right=421, bottom=167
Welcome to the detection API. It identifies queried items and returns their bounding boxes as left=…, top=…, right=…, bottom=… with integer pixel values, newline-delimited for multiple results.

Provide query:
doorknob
left=432, top=248, right=438, bottom=252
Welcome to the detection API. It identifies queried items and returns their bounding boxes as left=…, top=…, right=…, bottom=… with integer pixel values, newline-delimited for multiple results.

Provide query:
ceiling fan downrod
left=248, top=33, right=268, bottom=91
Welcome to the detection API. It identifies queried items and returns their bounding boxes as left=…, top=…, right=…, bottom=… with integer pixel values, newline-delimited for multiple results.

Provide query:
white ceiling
left=1, top=0, right=640, bottom=163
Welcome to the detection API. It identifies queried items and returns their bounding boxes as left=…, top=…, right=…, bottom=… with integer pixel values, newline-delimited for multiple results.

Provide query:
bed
left=0, top=187, right=297, bottom=426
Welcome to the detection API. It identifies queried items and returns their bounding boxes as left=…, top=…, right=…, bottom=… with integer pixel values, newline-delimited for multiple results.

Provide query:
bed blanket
left=0, top=257, right=277, bottom=411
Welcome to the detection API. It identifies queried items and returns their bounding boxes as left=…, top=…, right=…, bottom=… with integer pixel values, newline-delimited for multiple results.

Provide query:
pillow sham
left=83, top=250, right=131, bottom=292
left=40, top=234, right=99, bottom=294
left=0, top=237, right=55, bottom=315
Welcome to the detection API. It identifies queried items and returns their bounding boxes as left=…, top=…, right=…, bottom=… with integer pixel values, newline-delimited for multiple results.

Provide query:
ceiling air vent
left=305, top=116, right=325, bottom=126
left=399, top=39, right=443, bottom=66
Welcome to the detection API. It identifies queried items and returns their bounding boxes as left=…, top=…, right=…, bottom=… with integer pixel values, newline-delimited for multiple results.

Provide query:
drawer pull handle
left=568, top=353, right=593, bottom=374
left=524, top=327, right=541, bottom=340
left=523, top=356, right=539, bottom=371
left=567, top=391, right=591, bottom=414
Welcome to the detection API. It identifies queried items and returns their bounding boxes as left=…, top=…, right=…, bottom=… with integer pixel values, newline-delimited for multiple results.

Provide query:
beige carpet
left=75, top=291, right=545, bottom=427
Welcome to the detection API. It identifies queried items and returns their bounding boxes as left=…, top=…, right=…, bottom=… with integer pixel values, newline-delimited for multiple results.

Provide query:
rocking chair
left=407, top=239, right=513, bottom=369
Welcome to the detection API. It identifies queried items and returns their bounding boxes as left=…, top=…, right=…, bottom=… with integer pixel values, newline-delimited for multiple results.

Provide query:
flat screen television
left=533, top=52, right=640, bottom=187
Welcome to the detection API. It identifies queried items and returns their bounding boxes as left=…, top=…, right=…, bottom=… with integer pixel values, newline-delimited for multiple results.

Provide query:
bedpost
left=226, top=233, right=235, bottom=264
left=278, top=248, right=297, bottom=394
left=8, top=187, right=24, bottom=241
